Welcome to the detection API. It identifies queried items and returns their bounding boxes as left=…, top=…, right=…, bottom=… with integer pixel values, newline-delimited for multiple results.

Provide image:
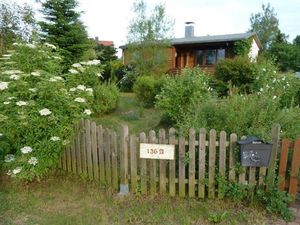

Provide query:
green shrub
left=256, top=186, right=294, bottom=221
left=225, top=182, right=250, bottom=202
left=133, top=75, right=165, bottom=107
left=118, top=68, right=137, bottom=92
left=175, top=90, right=300, bottom=139
left=215, top=57, right=257, bottom=94
left=93, top=82, right=120, bottom=114
left=156, top=67, right=215, bottom=128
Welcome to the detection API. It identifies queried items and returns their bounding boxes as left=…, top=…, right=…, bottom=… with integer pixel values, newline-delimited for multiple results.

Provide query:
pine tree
left=39, top=0, right=89, bottom=66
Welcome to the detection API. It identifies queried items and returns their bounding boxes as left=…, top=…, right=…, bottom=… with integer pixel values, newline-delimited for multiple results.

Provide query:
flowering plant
left=0, top=43, right=97, bottom=180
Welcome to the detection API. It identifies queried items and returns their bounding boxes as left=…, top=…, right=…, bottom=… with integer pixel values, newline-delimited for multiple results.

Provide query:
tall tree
left=39, top=0, right=89, bottom=66
left=0, top=1, right=35, bottom=52
left=249, top=3, right=283, bottom=50
left=126, top=0, right=174, bottom=76
left=293, top=35, right=300, bottom=47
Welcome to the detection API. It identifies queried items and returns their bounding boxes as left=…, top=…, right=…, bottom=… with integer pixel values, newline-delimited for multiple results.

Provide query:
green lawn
left=91, top=92, right=165, bottom=134
left=0, top=172, right=275, bottom=225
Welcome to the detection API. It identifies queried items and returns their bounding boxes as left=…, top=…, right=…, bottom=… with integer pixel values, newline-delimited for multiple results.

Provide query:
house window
left=217, top=49, right=225, bottom=61
left=196, top=50, right=203, bottom=65
left=195, top=49, right=226, bottom=66
left=206, top=50, right=216, bottom=65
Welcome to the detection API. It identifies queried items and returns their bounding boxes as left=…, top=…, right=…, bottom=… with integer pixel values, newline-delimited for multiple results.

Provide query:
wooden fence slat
left=218, top=131, right=226, bottom=199
left=278, top=139, right=290, bottom=191
left=179, top=136, right=186, bottom=197
left=169, top=128, right=176, bottom=197
left=62, top=145, right=67, bottom=171
left=91, top=122, right=99, bottom=180
left=75, top=128, right=82, bottom=174
left=266, top=124, right=281, bottom=189
left=80, top=120, right=87, bottom=175
left=288, top=139, right=300, bottom=196
left=249, top=167, right=256, bottom=186
left=159, top=129, right=166, bottom=195
left=188, top=128, right=196, bottom=198
left=71, top=137, right=77, bottom=174
left=149, top=130, right=157, bottom=195
left=58, top=156, right=62, bottom=169
left=97, top=125, right=105, bottom=185
left=259, top=167, right=267, bottom=185
left=120, top=125, right=129, bottom=194
left=111, top=131, right=118, bottom=190
left=85, top=120, right=93, bottom=179
left=139, top=132, right=147, bottom=194
left=130, top=134, right=137, bottom=193
left=208, top=129, right=216, bottom=199
left=239, top=136, right=247, bottom=185
left=66, top=145, right=72, bottom=172
left=104, top=129, right=111, bottom=186
left=198, top=128, right=206, bottom=198
left=229, top=134, right=237, bottom=182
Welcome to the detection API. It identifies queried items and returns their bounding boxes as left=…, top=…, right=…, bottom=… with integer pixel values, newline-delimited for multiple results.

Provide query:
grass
left=91, top=92, right=164, bottom=134
left=0, top=171, right=272, bottom=225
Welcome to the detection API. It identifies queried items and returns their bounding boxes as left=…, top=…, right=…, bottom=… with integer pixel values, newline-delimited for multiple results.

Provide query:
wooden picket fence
left=58, top=119, right=281, bottom=198
left=278, top=138, right=300, bottom=196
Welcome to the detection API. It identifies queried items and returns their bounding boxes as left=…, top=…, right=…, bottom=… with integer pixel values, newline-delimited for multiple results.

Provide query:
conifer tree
left=39, top=0, right=89, bottom=66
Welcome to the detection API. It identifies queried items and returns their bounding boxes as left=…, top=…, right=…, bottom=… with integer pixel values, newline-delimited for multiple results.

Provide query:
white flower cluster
left=39, top=108, right=52, bottom=116
left=10, top=74, right=20, bottom=80
left=49, top=76, right=64, bottom=82
left=76, top=84, right=86, bottom=91
left=0, top=81, right=9, bottom=90
left=74, top=97, right=86, bottom=103
left=26, top=43, right=36, bottom=48
left=69, top=85, right=93, bottom=95
left=31, top=71, right=41, bottom=77
left=21, top=146, right=33, bottom=154
left=68, top=69, right=79, bottom=74
left=4, top=154, right=15, bottom=162
left=28, top=157, right=38, bottom=165
left=72, top=63, right=82, bottom=68
left=12, top=167, right=22, bottom=175
left=44, top=42, right=56, bottom=50
left=84, top=109, right=92, bottom=115
left=16, top=101, right=28, bottom=106
left=2, top=70, right=22, bottom=75
left=29, top=88, right=37, bottom=92
left=81, top=59, right=101, bottom=66
left=50, top=136, right=60, bottom=142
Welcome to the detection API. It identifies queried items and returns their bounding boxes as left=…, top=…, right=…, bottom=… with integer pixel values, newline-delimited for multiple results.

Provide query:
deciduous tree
left=249, top=3, right=283, bottom=50
left=126, top=0, right=174, bottom=76
left=0, top=1, right=35, bottom=52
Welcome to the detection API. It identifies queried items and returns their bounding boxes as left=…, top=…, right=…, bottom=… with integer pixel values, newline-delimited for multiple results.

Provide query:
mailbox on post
left=238, top=136, right=273, bottom=167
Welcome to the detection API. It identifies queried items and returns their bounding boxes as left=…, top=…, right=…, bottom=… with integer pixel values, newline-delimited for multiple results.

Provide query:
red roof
left=97, top=41, right=114, bottom=46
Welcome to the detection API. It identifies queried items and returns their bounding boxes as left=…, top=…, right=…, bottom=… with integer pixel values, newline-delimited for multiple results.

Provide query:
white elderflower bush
left=0, top=43, right=94, bottom=180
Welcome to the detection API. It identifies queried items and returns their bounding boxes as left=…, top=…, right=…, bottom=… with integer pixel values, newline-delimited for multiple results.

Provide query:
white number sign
left=140, top=143, right=175, bottom=160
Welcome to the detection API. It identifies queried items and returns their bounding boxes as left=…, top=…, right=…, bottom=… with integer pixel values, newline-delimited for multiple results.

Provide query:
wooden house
left=120, top=23, right=262, bottom=74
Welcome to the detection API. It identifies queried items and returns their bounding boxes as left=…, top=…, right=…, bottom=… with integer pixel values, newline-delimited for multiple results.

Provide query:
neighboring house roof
left=97, top=40, right=114, bottom=46
left=119, top=32, right=262, bottom=50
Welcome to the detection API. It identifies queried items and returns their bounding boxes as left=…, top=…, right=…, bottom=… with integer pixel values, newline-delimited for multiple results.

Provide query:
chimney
left=95, top=36, right=99, bottom=41
left=185, top=22, right=194, bottom=38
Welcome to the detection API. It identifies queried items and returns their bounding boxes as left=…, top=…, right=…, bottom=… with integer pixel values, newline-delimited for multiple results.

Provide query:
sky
left=18, top=0, right=300, bottom=56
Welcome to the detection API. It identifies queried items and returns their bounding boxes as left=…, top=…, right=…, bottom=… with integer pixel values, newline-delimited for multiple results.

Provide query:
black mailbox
left=238, top=136, right=273, bottom=167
